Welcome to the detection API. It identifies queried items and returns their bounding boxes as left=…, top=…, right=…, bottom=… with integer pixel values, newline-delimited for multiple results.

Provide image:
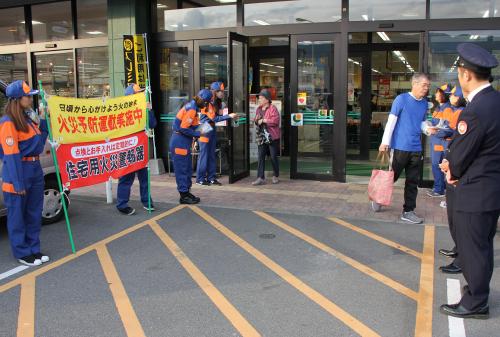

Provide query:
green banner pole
left=145, top=78, right=152, bottom=214
left=38, top=81, right=76, bottom=253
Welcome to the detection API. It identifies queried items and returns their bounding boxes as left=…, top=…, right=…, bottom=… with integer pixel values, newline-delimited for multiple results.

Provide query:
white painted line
left=0, top=265, right=29, bottom=281
left=447, top=278, right=466, bottom=337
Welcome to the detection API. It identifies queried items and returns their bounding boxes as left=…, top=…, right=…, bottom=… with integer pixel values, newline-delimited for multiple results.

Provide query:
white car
left=0, top=80, right=69, bottom=224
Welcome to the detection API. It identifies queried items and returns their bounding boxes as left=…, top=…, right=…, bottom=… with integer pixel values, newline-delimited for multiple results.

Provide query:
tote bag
left=368, top=152, right=394, bottom=206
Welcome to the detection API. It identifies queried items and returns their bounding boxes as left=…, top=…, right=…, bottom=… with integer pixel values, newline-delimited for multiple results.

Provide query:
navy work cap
left=457, top=43, right=498, bottom=74
left=6, top=80, right=39, bottom=99
left=197, top=89, right=212, bottom=102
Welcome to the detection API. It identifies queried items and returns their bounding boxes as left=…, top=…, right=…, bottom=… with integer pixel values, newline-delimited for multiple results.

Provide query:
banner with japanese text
left=47, top=93, right=147, bottom=144
left=56, top=132, right=148, bottom=189
left=123, top=34, right=148, bottom=88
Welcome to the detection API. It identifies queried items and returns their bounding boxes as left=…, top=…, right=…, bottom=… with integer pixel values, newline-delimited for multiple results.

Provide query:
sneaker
left=252, top=178, right=266, bottom=186
left=117, top=206, right=135, bottom=215
left=371, top=201, right=382, bottom=212
left=272, top=176, right=279, bottom=184
left=426, top=190, right=445, bottom=198
left=440, top=201, right=447, bottom=209
left=196, top=181, right=210, bottom=186
left=401, top=211, right=424, bottom=224
left=180, top=194, right=200, bottom=204
left=210, top=179, right=222, bottom=186
left=143, top=204, right=156, bottom=212
left=18, top=255, right=42, bottom=266
left=33, top=252, right=50, bottom=263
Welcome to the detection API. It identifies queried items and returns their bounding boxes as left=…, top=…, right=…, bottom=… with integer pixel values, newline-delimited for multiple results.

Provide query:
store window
left=0, top=7, right=26, bottom=45
left=77, top=0, right=108, bottom=38
left=157, top=0, right=236, bottom=31
left=372, top=32, right=421, bottom=44
left=0, top=53, right=28, bottom=111
left=245, top=0, right=341, bottom=26
left=77, top=47, right=110, bottom=98
left=430, top=0, right=499, bottom=18
left=349, top=0, right=426, bottom=21
left=32, top=1, right=74, bottom=42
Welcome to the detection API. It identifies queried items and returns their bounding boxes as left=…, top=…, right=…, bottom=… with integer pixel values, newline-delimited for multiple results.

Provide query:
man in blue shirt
left=375, top=73, right=430, bottom=224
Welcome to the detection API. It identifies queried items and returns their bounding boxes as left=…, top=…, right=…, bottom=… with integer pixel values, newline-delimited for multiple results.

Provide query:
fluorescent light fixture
left=86, top=31, right=104, bottom=35
left=21, top=20, right=43, bottom=25
left=275, top=65, right=284, bottom=69
left=215, top=0, right=237, bottom=2
left=469, top=35, right=479, bottom=40
left=8, top=28, right=17, bottom=32
left=260, top=62, right=274, bottom=67
left=393, top=50, right=402, bottom=57
left=157, top=3, right=168, bottom=8
left=483, top=10, right=490, bottom=18
left=170, top=24, right=188, bottom=28
left=402, top=13, right=419, bottom=17
left=253, top=20, right=270, bottom=25
left=361, top=14, right=369, bottom=21
left=377, top=32, right=390, bottom=41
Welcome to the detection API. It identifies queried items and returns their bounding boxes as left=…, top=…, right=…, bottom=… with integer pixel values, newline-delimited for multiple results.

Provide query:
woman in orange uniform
left=1, top=80, right=49, bottom=266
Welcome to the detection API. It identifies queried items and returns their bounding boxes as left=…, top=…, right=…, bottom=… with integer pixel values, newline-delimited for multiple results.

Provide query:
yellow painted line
left=256, top=212, right=418, bottom=301
left=329, top=217, right=423, bottom=259
left=191, top=206, right=380, bottom=337
left=17, top=275, right=36, bottom=337
left=149, top=221, right=261, bottom=337
left=96, top=245, right=146, bottom=337
left=414, top=225, right=435, bottom=337
left=0, top=205, right=185, bottom=294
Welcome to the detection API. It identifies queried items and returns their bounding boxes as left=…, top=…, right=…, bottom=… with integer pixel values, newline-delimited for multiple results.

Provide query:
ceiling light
left=253, top=20, right=270, bottom=26
left=393, top=50, right=402, bottom=57
left=377, top=32, right=390, bottom=42
left=8, top=28, right=17, bottom=32
left=482, top=10, right=490, bottom=18
left=275, top=65, right=284, bottom=69
left=469, top=35, right=479, bottom=40
left=21, top=20, right=43, bottom=25
left=361, top=15, right=369, bottom=21
left=157, top=3, right=168, bottom=8
left=86, top=31, right=104, bottom=35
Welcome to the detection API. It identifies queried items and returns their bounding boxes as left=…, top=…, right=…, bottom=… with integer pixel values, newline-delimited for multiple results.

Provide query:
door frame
left=290, top=33, right=342, bottom=181
left=227, top=31, right=250, bottom=184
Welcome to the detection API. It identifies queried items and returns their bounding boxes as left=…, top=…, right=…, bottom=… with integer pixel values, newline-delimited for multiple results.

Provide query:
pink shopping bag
left=368, top=153, right=394, bottom=206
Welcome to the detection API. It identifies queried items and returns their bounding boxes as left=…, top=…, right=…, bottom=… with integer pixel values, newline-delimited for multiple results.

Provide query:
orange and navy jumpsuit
left=169, top=100, right=201, bottom=193
left=196, top=100, right=231, bottom=183
left=0, top=116, right=48, bottom=258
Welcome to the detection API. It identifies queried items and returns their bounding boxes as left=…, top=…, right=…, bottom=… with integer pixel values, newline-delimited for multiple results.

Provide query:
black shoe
left=439, top=248, right=458, bottom=258
left=117, top=206, right=135, bottom=215
left=18, top=255, right=42, bottom=266
left=439, top=262, right=462, bottom=274
left=440, top=303, right=489, bottom=319
left=33, top=252, right=50, bottom=263
left=143, top=204, right=156, bottom=212
left=210, top=179, right=222, bottom=186
left=188, top=192, right=201, bottom=202
left=180, top=194, right=200, bottom=204
left=196, top=180, right=210, bottom=186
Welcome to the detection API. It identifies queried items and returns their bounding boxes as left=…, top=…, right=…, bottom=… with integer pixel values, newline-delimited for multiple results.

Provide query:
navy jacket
left=446, top=86, right=500, bottom=212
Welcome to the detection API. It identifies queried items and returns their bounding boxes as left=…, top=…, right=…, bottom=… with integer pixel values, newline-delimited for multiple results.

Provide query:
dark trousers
left=391, top=149, right=422, bottom=212
left=116, top=167, right=151, bottom=210
left=257, top=140, right=279, bottom=179
left=445, top=184, right=460, bottom=266
left=454, top=208, right=499, bottom=310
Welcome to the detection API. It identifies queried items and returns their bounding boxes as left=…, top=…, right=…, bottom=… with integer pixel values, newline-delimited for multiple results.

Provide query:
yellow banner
left=47, top=93, right=147, bottom=144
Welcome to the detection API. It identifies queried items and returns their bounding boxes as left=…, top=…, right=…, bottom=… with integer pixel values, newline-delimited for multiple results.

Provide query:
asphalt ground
left=0, top=196, right=500, bottom=337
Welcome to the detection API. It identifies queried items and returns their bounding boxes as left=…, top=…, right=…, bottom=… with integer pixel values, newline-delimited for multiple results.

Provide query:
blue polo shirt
left=390, top=93, right=428, bottom=152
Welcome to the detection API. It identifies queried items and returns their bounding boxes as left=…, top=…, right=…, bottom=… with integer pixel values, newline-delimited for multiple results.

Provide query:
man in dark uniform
left=440, top=43, right=500, bottom=319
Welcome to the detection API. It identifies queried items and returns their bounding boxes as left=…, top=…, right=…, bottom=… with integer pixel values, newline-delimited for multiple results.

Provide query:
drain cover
left=259, top=233, right=276, bottom=239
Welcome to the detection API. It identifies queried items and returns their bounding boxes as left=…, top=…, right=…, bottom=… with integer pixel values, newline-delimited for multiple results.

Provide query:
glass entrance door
left=34, top=50, right=76, bottom=97
left=227, top=32, right=250, bottom=183
left=290, top=34, right=340, bottom=180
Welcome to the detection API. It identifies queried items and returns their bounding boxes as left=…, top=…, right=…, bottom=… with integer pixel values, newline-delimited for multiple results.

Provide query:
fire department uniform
left=430, top=84, right=452, bottom=195
left=440, top=43, right=500, bottom=319
left=196, top=82, right=232, bottom=185
left=169, top=89, right=211, bottom=202
left=0, top=81, right=48, bottom=261
left=116, top=84, right=157, bottom=214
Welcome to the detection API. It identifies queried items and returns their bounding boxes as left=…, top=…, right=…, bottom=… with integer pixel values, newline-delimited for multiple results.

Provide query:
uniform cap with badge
left=456, top=43, right=498, bottom=75
left=6, top=80, right=39, bottom=99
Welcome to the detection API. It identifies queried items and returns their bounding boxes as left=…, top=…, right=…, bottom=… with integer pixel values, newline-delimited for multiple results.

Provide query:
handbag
left=368, top=152, right=394, bottom=206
